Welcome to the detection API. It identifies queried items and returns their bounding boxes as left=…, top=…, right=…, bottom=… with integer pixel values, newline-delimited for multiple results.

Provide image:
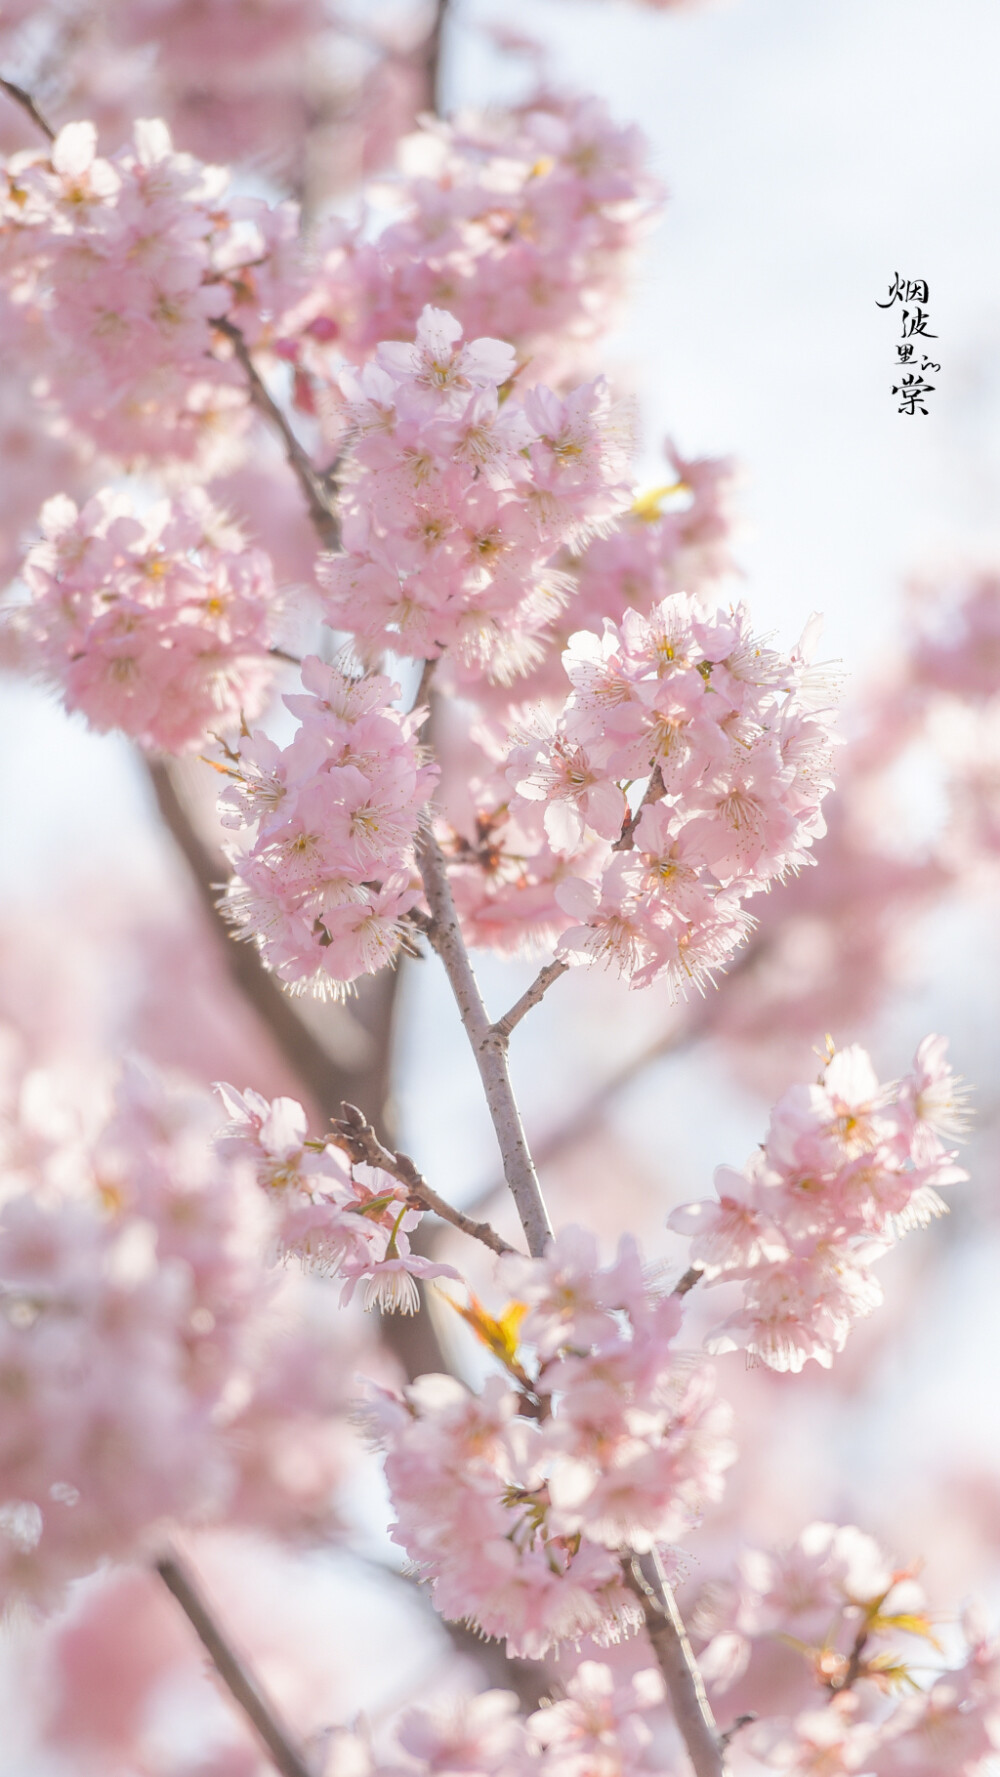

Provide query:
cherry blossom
left=0, top=1057, right=357, bottom=1609
left=373, top=1230, right=733, bottom=1657
left=669, top=1037, right=968, bottom=1371
left=298, top=94, right=662, bottom=389
left=319, top=305, right=632, bottom=681
left=216, top=1083, right=459, bottom=1309
left=219, top=656, right=438, bottom=996
left=13, top=486, right=278, bottom=749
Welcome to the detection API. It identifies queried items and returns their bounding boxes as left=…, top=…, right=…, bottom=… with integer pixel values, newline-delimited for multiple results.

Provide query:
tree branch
left=613, top=764, right=665, bottom=852
left=156, top=1552, right=316, bottom=1777
left=415, top=792, right=724, bottom=1777
left=331, top=1102, right=519, bottom=1257
left=422, top=0, right=453, bottom=115
left=415, top=825, right=553, bottom=1259
left=146, top=758, right=392, bottom=1127
left=212, top=316, right=341, bottom=552
left=673, top=1264, right=704, bottom=1297
left=0, top=75, right=55, bottom=142
left=452, top=932, right=773, bottom=1230
left=624, top=1554, right=728, bottom=1777
left=491, top=960, right=569, bottom=1042
left=148, top=757, right=454, bottom=1382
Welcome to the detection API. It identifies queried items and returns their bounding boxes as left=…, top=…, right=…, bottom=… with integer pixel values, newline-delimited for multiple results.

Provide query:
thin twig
left=156, top=1553, right=316, bottom=1777
left=673, top=1264, right=704, bottom=1297
left=613, top=764, right=665, bottom=852
left=0, top=75, right=55, bottom=142
left=830, top=1624, right=870, bottom=1693
left=624, top=1553, right=728, bottom=1777
left=212, top=316, right=341, bottom=552
left=331, top=1102, right=519, bottom=1257
left=492, top=959, right=569, bottom=1042
left=415, top=825, right=554, bottom=1259
left=718, top=1714, right=757, bottom=1751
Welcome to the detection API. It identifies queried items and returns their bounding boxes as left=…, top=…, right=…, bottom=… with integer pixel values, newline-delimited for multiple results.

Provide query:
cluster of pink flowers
left=219, top=656, right=438, bottom=995
left=568, top=449, right=738, bottom=633
left=669, top=1037, right=969, bottom=1371
left=899, top=571, right=1000, bottom=866
left=319, top=305, right=632, bottom=681
left=0, top=115, right=311, bottom=471
left=906, top=569, right=1000, bottom=701
left=371, top=1226, right=734, bottom=1659
left=14, top=486, right=278, bottom=751
left=448, top=596, right=835, bottom=992
left=216, top=1083, right=458, bottom=1312
left=0, top=1057, right=352, bottom=1608
left=693, top=1520, right=927, bottom=1694
left=692, top=1522, right=1000, bottom=1775
left=458, top=443, right=738, bottom=714
left=0, top=1059, right=253, bottom=1606
left=298, top=94, right=661, bottom=389
left=1, top=118, right=247, bottom=463
left=341, top=1661, right=672, bottom=1777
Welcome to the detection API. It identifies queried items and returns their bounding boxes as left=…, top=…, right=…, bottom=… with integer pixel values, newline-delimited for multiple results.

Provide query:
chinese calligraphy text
left=877, top=274, right=939, bottom=415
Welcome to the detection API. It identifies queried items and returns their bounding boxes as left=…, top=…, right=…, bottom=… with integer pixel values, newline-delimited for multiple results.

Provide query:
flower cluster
left=14, top=486, right=278, bottom=751
left=1, top=118, right=250, bottom=464
left=300, top=94, right=661, bottom=387
left=306, top=1657, right=671, bottom=1777
left=569, top=448, right=738, bottom=632
left=462, top=443, right=739, bottom=713
left=693, top=1520, right=930, bottom=1695
left=373, top=1661, right=670, bottom=1777
left=0, top=1050, right=381, bottom=1607
left=216, top=1084, right=458, bottom=1312
left=219, top=656, right=438, bottom=996
left=669, top=1037, right=969, bottom=1371
left=692, top=1523, right=1000, bottom=1775
left=1, top=115, right=310, bottom=472
left=319, top=305, right=633, bottom=682
left=906, top=569, right=1000, bottom=702
left=901, top=570, right=1000, bottom=867
left=448, top=595, right=835, bottom=992
left=371, top=1227, right=734, bottom=1659
left=0, top=1056, right=353, bottom=1608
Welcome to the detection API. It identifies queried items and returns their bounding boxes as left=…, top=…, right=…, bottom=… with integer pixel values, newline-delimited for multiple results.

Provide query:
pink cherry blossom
left=670, top=1037, right=968, bottom=1371
left=14, top=486, right=279, bottom=749
left=220, top=656, right=438, bottom=996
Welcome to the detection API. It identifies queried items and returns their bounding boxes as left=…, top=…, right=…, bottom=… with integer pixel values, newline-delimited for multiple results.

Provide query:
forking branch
left=330, top=1101, right=520, bottom=1257
left=413, top=693, right=729, bottom=1777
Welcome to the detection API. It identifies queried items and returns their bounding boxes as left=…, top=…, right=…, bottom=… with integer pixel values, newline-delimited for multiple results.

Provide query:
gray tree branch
left=415, top=825, right=553, bottom=1259
left=156, top=1552, right=316, bottom=1777
left=0, top=75, right=55, bottom=142
left=212, top=316, right=341, bottom=552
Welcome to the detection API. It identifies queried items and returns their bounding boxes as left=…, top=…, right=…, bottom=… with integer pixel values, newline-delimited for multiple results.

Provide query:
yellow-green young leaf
left=863, top=1652, right=923, bottom=1692
left=447, top=1292, right=528, bottom=1369
left=869, top=1611, right=941, bottom=1650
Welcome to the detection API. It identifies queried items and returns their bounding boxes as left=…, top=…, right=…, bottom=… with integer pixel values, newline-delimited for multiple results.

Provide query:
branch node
left=328, top=1101, right=519, bottom=1257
